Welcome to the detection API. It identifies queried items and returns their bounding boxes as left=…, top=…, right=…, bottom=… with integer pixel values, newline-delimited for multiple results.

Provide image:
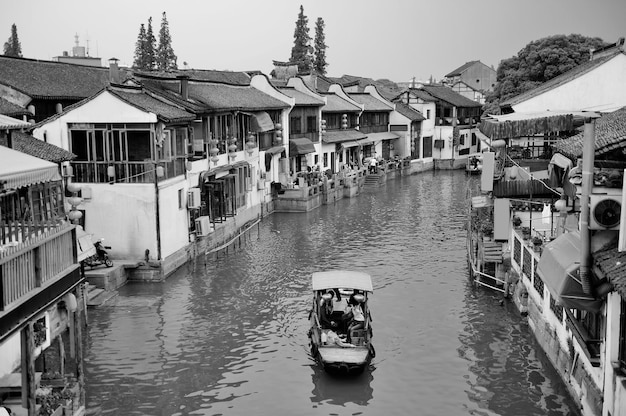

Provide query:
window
left=426, top=109, right=431, bottom=119
left=472, top=133, right=477, bottom=146
left=178, top=189, right=184, bottom=210
left=290, top=116, right=302, bottom=134
left=306, top=116, right=317, bottom=133
left=323, top=153, right=328, bottom=167
left=619, top=299, right=626, bottom=372
left=314, top=154, right=319, bottom=165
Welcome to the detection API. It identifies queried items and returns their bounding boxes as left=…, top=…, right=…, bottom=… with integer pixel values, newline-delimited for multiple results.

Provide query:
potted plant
left=521, top=226, right=531, bottom=240
left=512, top=215, right=522, bottom=228
left=532, top=236, right=543, bottom=252
left=481, top=223, right=494, bottom=238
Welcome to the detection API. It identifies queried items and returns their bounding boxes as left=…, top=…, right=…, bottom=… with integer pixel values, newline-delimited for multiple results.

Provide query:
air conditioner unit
left=195, top=216, right=211, bottom=236
left=589, top=193, right=622, bottom=230
left=187, top=188, right=201, bottom=209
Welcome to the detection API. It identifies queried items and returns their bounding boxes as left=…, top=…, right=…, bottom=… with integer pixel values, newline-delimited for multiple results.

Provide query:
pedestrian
left=369, top=157, right=377, bottom=174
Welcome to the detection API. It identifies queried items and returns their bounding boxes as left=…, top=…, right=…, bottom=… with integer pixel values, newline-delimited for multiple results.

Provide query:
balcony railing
left=70, top=158, right=187, bottom=184
left=1, top=223, right=77, bottom=311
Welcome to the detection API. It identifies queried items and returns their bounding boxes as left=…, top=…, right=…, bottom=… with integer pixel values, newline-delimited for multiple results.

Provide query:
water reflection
left=84, top=171, right=581, bottom=416
left=309, top=365, right=374, bottom=407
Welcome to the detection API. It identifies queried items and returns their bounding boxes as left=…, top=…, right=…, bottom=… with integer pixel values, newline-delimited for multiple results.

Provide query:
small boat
left=308, top=270, right=375, bottom=374
left=466, top=154, right=483, bottom=174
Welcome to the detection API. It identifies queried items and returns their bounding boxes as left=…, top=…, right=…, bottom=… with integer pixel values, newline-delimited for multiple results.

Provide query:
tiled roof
left=133, top=69, right=251, bottom=86
left=0, top=131, right=75, bottom=163
left=0, top=114, right=30, bottom=129
left=594, top=241, right=626, bottom=301
left=394, top=102, right=425, bottom=121
left=0, top=97, right=32, bottom=117
left=348, top=93, right=393, bottom=112
left=321, top=129, right=367, bottom=144
left=0, top=56, right=110, bottom=99
left=421, top=85, right=482, bottom=108
left=553, top=107, right=626, bottom=159
left=392, top=88, right=437, bottom=103
left=445, top=61, right=479, bottom=77
left=278, top=87, right=324, bottom=106
left=502, top=52, right=622, bottom=107
left=322, top=93, right=361, bottom=113
left=142, top=80, right=289, bottom=112
left=109, top=87, right=195, bottom=123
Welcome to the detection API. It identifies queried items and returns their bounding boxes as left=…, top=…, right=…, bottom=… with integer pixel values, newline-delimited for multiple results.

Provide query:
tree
left=3, top=23, right=22, bottom=57
left=290, top=5, right=313, bottom=74
left=484, top=34, right=608, bottom=114
left=156, top=12, right=177, bottom=71
left=145, top=17, right=157, bottom=70
left=133, top=23, right=147, bottom=69
left=313, top=17, right=328, bottom=75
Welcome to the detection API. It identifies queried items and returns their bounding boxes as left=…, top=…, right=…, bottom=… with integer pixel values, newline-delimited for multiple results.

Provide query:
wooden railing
left=0, top=224, right=76, bottom=311
left=70, top=158, right=186, bottom=184
left=493, top=178, right=554, bottom=198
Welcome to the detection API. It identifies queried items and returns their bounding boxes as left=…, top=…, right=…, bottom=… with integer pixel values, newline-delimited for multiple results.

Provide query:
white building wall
left=512, top=54, right=626, bottom=113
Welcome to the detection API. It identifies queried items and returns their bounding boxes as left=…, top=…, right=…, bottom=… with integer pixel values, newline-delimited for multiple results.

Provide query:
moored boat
left=308, top=270, right=375, bottom=374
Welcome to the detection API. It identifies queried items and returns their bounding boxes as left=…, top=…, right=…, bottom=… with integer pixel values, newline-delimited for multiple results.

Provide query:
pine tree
left=290, top=5, right=313, bottom=74
left=156, top=12, right=177, bottom=71
left=145, top=17, right=157, bottom=71
left=133, top=23, right=147, bottom=69
left=313, top=17, right=328, bottom=75
left=3, top=23, right=22, bottom=57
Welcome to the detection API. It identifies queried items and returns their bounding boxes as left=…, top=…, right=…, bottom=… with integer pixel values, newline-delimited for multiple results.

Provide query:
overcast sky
left=2, top=0, right=625, bottom=83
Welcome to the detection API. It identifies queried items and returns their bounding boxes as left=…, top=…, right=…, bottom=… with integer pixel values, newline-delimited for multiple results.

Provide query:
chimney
left=177, top=74, right=190, bottom=100
left=108, top=57, right=120, bottom=84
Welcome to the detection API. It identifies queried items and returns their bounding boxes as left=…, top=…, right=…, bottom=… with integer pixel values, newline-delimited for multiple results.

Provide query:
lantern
left=211, top=156, right=219, bottom=165
left=246, top=132, right=256, bottom=155
left=555, top=198, right=567, bottom=213
left=509, top=165, right=518, bottom=180
left=321, top=119, right=327, bottom=134
left=67, top=196, right=82, bottom=207
left=186, top=161, right=193, bottom=171
left=156, top=166, right=165, bottom=178
left=65, top=164, right=74, bottom=178
left=274, top=123, right=283, bottom=145
left=68, top=210, right=83, bottom=221
left=64, top=293, right=78, bottom=312
left=341, top=114, right=348, bottom=129
left=107, top=165, right=115, bottom=179
left=67, top=182, right=81, bottom=194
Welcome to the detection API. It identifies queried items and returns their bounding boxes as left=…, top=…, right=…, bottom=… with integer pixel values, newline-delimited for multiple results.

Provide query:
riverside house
left=1, top=115, right=88, bottom=416
left=32, top=70, right=295, bottom=279
left=468, top=38, right=626, bottom=416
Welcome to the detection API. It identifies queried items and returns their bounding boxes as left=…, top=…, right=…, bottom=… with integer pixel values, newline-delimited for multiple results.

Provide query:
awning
left=0, top=146, right=61, bottom=189
left=479, top=110, right=598, bottom=140
left=341, top=141, right=360, bottom=148
left=289, top=138, right=316, bottom=155
left=251, top=111, right=275, bottom=132
left=549, top=153, right=573, bottom=170
left=536, top=231, right=603, bottom=312
left=76, top=225, right=97, bottom=262
left=264, top=145, right=285, bottom=155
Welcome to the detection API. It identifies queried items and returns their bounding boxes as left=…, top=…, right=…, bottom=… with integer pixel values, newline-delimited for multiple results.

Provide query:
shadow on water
left=309, top=364, right=374, bottom=407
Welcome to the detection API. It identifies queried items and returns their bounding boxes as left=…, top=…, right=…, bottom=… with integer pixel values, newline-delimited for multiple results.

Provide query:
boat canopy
left=311, top=270, right=373, bottom=292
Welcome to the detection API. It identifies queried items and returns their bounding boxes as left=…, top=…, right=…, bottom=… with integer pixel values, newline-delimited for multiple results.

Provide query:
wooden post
left=20, top=323, right=36, bottom=415
left=75, top=304, right=85, bottom=408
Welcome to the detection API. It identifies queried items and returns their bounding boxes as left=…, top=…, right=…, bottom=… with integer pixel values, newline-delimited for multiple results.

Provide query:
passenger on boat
left=324, top=330, right=356, bottom=348
left=346, top=294, right=365, bottom=343
left=320, top=294, right=338, bottom=329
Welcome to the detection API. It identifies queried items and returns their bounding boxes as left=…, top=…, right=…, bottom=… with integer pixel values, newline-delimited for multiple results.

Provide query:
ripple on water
left=85, top=172, right=579, bottom=416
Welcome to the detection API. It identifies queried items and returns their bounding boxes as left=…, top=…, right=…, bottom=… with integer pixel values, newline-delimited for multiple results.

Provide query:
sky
left=1, top=0, right=625, bottom=83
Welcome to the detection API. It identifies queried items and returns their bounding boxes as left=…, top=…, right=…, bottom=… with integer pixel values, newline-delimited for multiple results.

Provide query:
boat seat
left=350, top=329, right=365, bottom=346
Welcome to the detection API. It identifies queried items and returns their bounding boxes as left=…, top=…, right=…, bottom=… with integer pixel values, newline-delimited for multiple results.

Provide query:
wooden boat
left=466, top=154, right=483, bottom=174
left=308, top=270, right=375, bottom=374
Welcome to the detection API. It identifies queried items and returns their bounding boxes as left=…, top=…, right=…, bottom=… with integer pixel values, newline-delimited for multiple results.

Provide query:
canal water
left=84, top=170, right=580, bottom=416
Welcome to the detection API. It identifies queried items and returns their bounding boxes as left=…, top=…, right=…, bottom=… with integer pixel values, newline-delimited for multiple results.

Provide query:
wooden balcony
left=0, top=223, right=81, bottom=340
left=70, top=158, right=187, bottom=184
left=493, top=178, right=555, bottom=198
